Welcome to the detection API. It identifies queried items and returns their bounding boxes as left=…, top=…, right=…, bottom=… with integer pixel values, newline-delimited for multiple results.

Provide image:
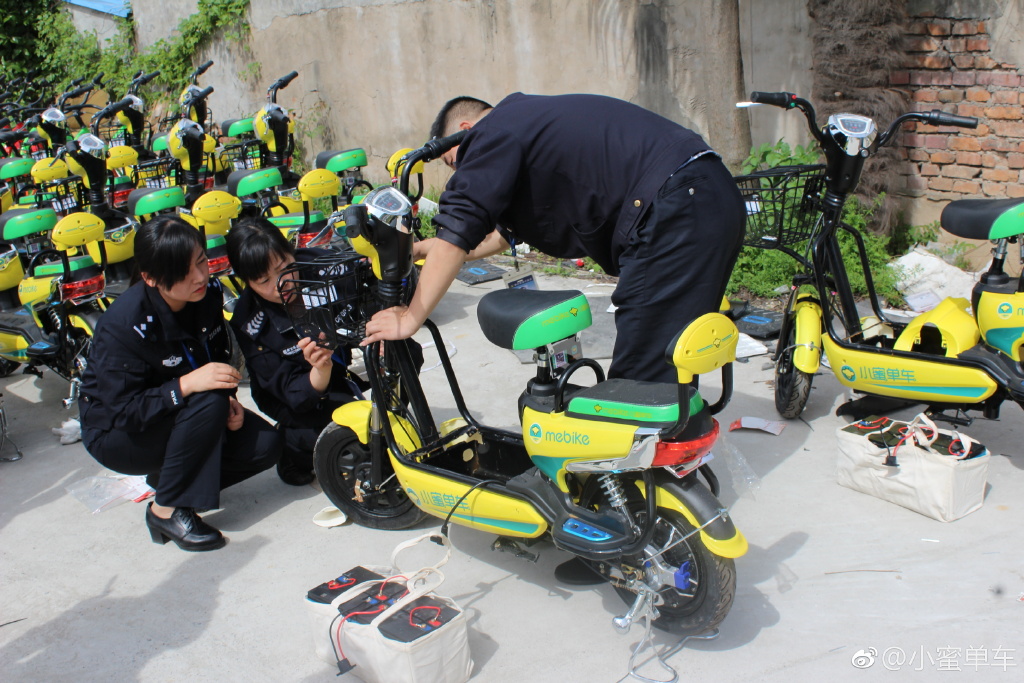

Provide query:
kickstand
left=616, top=588, right=719, bottom=683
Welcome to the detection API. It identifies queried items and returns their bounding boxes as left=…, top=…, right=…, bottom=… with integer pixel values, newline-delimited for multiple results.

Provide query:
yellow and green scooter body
left=0, top=158, right=35, bottom=212
left=86, top=221, right=136, bottom=267
left=822, top=334, right=997, bottom=403
left=975, top=288, right=1024, bottom=362
left=791, top=294, right=822, bottom=373
left=330, top=401, right=550, bottom=537
left=31, top=158, right=69, bottom=184
left=253, top=105, right=294, bottom=153
left=180, top=190, right=240, bottom=238
left=106, top=145, right=139, bottom=172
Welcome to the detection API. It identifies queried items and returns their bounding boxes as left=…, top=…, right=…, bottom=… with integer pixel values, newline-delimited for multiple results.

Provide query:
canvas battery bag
left=835, top=414, right=990, bottom=522
left=306, top=532, right=473, bottom=683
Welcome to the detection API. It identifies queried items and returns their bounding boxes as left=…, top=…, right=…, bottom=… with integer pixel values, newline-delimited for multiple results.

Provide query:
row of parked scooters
left=0, top=62, right=415, bottom=409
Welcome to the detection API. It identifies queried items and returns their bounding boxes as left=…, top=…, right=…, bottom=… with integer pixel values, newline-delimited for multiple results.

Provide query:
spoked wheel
left=606, top=510, right=736, bottom=635
left=775, top=316, right=813, bottom=418
left=313, top=423, right=425, bottom=530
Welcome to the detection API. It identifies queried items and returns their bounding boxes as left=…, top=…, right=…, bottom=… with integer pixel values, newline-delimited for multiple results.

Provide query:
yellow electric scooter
left=742, top=92, right=1024, bottom=426
left=288, top=136, right=746, bottom=637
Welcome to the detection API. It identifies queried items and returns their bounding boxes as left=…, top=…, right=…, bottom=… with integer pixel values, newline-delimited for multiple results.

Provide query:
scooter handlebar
left=139, top=70, right=160, bottom=86
left=418, top=130, right=468, bottom=163
left=750, top=91, right=799, bottom=108
left=194, top=60, right=214, bottom=78
left=921, top=110, right=978, bottom=129
left=272, top=71, right=299, bottom=90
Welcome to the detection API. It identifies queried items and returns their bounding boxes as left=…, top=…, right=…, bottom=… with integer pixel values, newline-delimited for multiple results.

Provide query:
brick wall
left=893, top=13, right=1024, bottom=206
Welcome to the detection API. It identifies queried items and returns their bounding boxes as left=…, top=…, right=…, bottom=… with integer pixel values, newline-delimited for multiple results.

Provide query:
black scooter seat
left=477, top=288, right=591, bottom=350
left=941, top=198, right=1024, bottom=240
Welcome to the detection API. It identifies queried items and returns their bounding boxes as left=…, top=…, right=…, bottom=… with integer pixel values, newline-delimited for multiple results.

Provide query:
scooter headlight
left=41, top=107, right=66, bottom=125
left=78, top=134, right=106, bottom=159
left=126, top=94, right=144, bottom=111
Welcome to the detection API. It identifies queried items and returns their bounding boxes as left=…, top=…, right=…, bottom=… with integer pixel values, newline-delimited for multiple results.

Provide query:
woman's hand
left=361, top=306, right=422, bottom=345
left=226, top=397, right=245, bottom=431
left=300, top=337, right=333, bottom=393
left=179, top=362, right=241, bottom=397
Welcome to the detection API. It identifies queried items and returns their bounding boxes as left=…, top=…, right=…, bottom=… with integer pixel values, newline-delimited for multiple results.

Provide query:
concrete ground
left=1, top=270, right=1022, bottom=683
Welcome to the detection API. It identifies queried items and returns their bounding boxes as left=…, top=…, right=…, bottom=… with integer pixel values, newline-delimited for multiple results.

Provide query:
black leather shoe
left=277, top=457, right=315, bottom=486
left=554, top=557, right=606, bottom=586
left=146, top=503, right=226, bottom=551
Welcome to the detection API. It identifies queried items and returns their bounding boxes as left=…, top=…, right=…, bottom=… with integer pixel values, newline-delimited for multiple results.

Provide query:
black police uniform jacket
left=228, top=249, right=361, bottom=429
left=79, top=279, right=232, bottom=441
left=433, top=92, right=712, bottom=276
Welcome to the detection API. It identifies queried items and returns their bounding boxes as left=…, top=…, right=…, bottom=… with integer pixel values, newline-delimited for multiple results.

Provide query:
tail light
left=208, top=254, right=232, bottom=276
left=111, top=187, right=132, bottom=209
left=296, top=228, right=331, bottom=249
left=60, top=273, right=105, bottom=303
left=652, top=419, right=720, bottom=470
left=202, top=176, right=215, bottom=190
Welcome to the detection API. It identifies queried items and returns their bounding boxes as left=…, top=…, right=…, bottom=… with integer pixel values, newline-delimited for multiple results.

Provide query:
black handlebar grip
left=66, top=85, right=92, bottom=100
left=750, top=91, right=797, bottom=108
left=93, top=72, right=105, bottom=84
left=70, top=77, right=85, bottom=87
left=420, top=130, right=468, bottom=162
left=195, top=61, right=214, bottom=77
left=140, top=70, right=161, bottom=85
left=101, top=96, right=136, bottom=118
left=275, top=71, right=299, bottom=89
left=25, top=69, right=40, bottom=80
left=924, top=110, right=978, bottom=129
left=196, top=85, right=214, bottom=100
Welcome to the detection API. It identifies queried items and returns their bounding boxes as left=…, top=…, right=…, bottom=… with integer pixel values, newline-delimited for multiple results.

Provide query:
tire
left=314, top=422, right=425, bottom=530
left=0, top=358, right=20, bottom=378
left=607, top=510, right=736, bottom=635
left=774, top=317, right=813, bottom=419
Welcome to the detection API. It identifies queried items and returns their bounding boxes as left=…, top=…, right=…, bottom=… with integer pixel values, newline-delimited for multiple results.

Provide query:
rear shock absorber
left=599, top=474, right=637, bottom=531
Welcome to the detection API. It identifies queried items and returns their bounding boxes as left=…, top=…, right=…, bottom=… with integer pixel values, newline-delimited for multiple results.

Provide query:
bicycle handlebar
left=90, top=96, right=135, bottom=133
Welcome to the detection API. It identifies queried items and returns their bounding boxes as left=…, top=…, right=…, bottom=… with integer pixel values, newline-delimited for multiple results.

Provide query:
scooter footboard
left=640, top=473, right=747, bottom=559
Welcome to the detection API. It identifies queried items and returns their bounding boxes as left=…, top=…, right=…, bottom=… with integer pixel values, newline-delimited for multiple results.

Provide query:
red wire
left=335, top=606, right=386, bottom=661
left=856, top=417, right=890, bottom=429
left=408, top=605, right=442, bottom=627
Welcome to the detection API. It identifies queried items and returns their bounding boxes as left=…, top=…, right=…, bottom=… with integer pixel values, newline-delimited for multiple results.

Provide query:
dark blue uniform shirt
left=433, top=93, right=712, bottom=276
left=79, top=280, right=232, bottom=439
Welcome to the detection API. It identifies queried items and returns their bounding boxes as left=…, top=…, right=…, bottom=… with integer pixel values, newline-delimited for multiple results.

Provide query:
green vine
left=16, top=0, right=251, bottom=101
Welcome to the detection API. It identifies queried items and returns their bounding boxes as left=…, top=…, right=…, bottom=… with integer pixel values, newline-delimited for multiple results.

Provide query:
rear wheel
left=314, top=422, right=425, bottom=530
left=604, top=510, right=736, bottom=635
left=775, top=316, right=813, bottom=418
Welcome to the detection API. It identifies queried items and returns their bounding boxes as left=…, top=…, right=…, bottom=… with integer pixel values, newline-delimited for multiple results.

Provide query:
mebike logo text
left=996, top=302, right=1015, bottom=320
left=528, top=423, right=590, bottom=446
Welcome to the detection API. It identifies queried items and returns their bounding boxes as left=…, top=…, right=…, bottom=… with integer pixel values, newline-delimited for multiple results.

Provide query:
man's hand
left=362, top=305, right=422, bottom=345
left=226, top=397, right=244, bottom=431
left=179, top=362, right=241, bottom=397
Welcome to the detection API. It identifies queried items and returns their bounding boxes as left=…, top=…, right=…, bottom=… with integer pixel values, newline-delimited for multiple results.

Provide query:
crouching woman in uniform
left=224, top=217, right=371, bottom=486
left=78, top=215, right=281, bottom=551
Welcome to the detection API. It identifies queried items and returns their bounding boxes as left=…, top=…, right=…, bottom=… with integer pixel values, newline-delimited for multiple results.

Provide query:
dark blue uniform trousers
left=609, top=156, right=745, bottom=384
left=86, top=391, right=280, bottom=510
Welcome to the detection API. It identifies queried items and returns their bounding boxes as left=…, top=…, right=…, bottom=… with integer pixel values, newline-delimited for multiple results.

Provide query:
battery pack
left=336, top=579, right=408, bottom=624
left=376, top=595, right=463, bottom=643
left=306, top=565, right=385, bottom=605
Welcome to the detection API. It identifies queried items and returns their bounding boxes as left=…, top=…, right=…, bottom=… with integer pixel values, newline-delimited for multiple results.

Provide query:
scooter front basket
left=735, top=164, right=825, bottom=248
left=278, top=252, right=377, bottom=349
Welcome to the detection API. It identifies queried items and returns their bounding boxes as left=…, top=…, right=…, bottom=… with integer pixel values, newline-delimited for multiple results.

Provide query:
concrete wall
left=129, top=0, right=770, bottom=190
left=67, top=4, right=123, bottom=45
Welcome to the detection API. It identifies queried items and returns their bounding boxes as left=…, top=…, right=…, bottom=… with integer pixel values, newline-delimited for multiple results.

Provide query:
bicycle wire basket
left=734, top=164, right=826, bottom=248
left=132, top=157, right=179, bottom=189
left=37, top=175, right=86, bottom=215
left=219, top=140, right=263, bottom=171
left=278, top=252, right=378, bottom=349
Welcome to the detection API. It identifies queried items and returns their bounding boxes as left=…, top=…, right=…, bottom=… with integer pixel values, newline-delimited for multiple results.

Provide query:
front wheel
left=0, top=358, right=20, bottom=378
left=314, top=422, right=425, bottom=530
left=606, top=509, right=736, bottom=635
left=774, top=316, right=813, bottom=418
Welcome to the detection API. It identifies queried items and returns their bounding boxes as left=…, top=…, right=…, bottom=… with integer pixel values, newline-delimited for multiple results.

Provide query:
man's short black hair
left=429, top=96, right=492, bottom=141
left=226, top=216, right=295, bottom=283
left=135, top=215, right=203, bottom=290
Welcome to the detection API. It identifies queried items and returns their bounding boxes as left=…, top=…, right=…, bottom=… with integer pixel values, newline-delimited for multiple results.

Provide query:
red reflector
left=203, top=177, right=215, bottom=190
left=60, top=273, right=105, bottom=303
left=111, top=188, right=132, bottom=208
left=296, top=230, right=330, bottom=248
left=208, top=254, right=231, bottom=275
left=652, top=419, right=720, bottom=469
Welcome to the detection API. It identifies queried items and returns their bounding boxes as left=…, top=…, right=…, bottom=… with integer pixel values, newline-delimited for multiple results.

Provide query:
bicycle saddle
left=941, top=198, right=1024, bottom=240
left=477, top=289, right=591, bottom=350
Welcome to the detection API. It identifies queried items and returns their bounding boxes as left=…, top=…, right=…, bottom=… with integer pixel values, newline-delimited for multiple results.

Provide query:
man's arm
left=361, top=238, right=467, bottom=344
left=413, top=230, right=509, bottom=262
